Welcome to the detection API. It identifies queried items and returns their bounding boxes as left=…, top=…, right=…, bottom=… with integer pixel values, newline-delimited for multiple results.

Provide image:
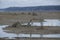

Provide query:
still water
left=0, top=19, right=60, bottom=39
left=22, top=19, right=60, bottom=26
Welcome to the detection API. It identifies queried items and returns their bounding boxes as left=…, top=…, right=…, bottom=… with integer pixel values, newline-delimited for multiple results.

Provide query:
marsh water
left=0, top=19, right=60, bottom=39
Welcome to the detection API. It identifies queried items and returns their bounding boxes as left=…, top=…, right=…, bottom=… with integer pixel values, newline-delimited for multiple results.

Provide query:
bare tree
left=40, top=18, right=44, bottom=29
left=27, top=19, right=32, bottom=40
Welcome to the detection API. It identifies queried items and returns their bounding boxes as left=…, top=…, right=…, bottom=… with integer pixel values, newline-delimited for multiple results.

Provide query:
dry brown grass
left=0, top=12, right=60, bottom=25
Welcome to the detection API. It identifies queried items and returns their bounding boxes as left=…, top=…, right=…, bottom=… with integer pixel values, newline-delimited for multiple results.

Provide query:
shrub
left=32, top=12, right=37, bottom=16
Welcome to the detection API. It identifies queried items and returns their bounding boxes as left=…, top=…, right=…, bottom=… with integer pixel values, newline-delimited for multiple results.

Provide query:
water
left=0, top=19, right=60, bottom=39
left=0, top=25, right=17, bottom=39
left=22, top=19, right=60, bottom=26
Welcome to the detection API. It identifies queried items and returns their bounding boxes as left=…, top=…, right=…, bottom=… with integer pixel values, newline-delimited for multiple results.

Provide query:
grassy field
left=0, top=12, right=60, bottom=40
left=0, top=11, right=60, bottom=25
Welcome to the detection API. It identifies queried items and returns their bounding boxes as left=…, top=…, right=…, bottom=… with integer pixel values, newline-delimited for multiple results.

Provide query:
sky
left=0, top=0, right=60, bottom=9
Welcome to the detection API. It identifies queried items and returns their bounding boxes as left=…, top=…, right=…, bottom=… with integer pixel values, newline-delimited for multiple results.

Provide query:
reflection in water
left=0, top=19, right=60, bottom=39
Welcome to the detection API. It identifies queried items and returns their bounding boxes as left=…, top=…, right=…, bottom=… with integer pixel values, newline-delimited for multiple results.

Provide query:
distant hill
left=0, top=5, right=60, bottom=12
